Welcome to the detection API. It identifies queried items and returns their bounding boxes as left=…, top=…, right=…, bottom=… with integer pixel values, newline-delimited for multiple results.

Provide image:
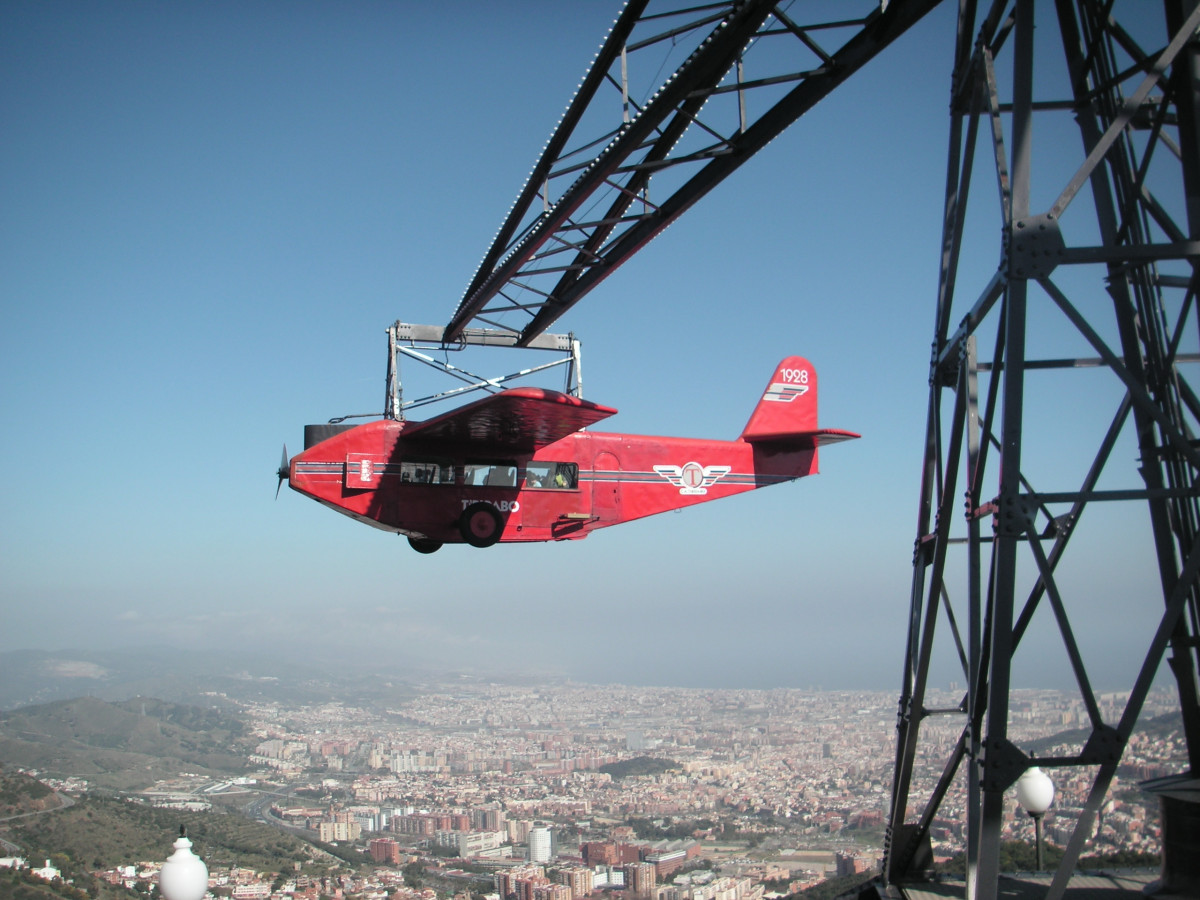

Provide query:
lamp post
left=1016, top=766, right=1055, bottom=871
left=159, top=827, right=209, bottom=900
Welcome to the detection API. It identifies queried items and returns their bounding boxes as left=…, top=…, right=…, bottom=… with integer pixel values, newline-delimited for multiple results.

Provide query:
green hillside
left=1025, top=711, right=1185, bottom=759
left=4, top=790, right=314, bottom=875
left=0, top=697, right=252, bottom=789
left=0, top=865, right=142, bottom=900
left=0, top=770, right=60, bottom=818
left=598, top=756, right=680, bottom=779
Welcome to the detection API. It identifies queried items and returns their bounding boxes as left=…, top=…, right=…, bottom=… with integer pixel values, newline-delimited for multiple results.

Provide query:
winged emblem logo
left=762, top=381, right=809, bottom=402
left=653, top=462, right=732, bottom=495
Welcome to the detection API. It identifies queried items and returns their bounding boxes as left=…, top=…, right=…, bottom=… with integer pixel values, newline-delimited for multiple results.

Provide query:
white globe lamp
left=1015, top=767, right=1055, bottom=870
left=159, top=827, right=209, bottom=900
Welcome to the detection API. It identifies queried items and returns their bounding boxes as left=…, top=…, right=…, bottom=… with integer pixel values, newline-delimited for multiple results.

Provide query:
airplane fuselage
left=290, top=420, right=819, bottom=545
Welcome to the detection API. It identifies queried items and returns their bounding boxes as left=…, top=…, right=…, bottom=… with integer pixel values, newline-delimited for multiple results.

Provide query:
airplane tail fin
left=739, top=356, right=860, bottom=448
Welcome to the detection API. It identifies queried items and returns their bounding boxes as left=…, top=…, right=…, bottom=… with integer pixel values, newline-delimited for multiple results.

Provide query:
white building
left=459, top=831, right=506, bottom=857
left=528, top=826, right=552, bottom=863
left=32, top=860, right=61, bottom=882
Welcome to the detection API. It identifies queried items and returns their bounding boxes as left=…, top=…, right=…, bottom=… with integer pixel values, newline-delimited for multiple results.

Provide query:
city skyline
left=5, top=679, right=1183, bottom=872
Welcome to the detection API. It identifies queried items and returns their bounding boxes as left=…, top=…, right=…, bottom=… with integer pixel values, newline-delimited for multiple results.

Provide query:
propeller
left=275, top=445, right=289, bottom=499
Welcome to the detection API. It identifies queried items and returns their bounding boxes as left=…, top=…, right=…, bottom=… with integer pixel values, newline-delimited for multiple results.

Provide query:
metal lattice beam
left=883, top=2, right=1200, bottom=898
left=445, top=0, right=943, bottom=345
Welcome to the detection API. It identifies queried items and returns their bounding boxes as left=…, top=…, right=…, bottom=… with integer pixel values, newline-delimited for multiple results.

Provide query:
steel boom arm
left=445, top=0, right=944, bottom=345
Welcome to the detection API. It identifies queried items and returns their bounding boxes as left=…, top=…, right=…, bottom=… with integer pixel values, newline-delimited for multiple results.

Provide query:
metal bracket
left=979, top=738, right=1029, bottom=793
left=1080, top=725, right=1124, bottom=765
left=1008, top=213, right=1065, bottom=279
left=992, top=491, right=1033, bottom=537
left=385, top=322, right=583, bottom=420
left=1041, top=512, right=1075, bottom=539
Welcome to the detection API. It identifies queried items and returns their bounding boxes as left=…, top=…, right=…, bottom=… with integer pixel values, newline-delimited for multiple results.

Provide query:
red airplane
left=280, top=356, right=858, bottom=553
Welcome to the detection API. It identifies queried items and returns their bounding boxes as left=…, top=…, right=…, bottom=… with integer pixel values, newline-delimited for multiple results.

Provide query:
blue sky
left=1, top=2, right=1178, bottom=692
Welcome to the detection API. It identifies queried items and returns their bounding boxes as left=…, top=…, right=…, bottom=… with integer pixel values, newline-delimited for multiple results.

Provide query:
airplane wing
left=401, top=387, right=617, bottom=453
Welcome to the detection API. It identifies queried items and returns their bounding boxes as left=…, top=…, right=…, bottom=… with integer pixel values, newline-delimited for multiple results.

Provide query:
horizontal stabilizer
left=744, top=427, right=861, bottom=448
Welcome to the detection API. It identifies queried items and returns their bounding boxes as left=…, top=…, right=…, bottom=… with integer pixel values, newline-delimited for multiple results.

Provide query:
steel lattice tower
left=439, top=3, right=1200, bottom=897
left=884, top=2, right=1200, bottom=898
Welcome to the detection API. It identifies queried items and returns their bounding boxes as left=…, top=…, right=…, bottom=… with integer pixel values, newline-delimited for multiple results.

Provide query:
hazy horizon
left=2, top=3, right=1182, bottom=702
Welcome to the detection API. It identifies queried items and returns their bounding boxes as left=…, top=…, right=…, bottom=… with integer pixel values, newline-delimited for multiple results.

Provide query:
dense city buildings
left=234, top=682, right=1187, bottom=880
left=6, top=682, right=1187, bottom=900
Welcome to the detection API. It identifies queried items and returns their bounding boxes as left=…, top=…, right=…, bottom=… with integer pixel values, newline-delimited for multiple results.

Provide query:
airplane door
left=592, top=451, right=621, bottom=522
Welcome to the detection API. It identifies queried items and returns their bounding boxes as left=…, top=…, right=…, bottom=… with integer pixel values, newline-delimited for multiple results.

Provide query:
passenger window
left=525, top=462, right=577, bottom=490
left=400, top=460, right=452, bottom=484
left=464, top=462, right=518, bottom=487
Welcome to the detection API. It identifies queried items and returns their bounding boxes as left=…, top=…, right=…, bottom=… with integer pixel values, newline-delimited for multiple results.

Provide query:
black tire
left=459, top=502, right=503, bottom=548
left=407, top=536, right=443, bottom=554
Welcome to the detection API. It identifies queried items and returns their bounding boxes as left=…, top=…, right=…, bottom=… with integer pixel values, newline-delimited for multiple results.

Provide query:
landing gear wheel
left=407, top=536, right=443, bottom=554
left=459, top=502, right=503, bottom=548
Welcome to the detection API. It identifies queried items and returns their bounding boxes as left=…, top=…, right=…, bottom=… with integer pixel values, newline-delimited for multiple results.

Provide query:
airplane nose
left=275, top=444, right=289, bottom=499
